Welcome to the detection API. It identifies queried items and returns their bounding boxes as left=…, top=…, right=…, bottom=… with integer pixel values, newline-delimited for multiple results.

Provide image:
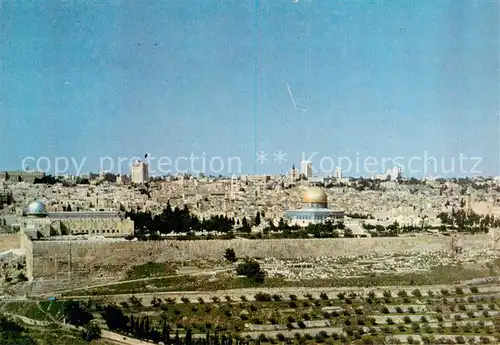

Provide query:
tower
left=335, top=167, right=342, bottom=179
left=131, top=161, right=149, bottom=184
left=300, top=161, right=313, bottom=179
left=230, top=175, right=236, bottom=200
left=290, top=164, right=298, bottom=182
left=466, top=187, right=473, bottom=210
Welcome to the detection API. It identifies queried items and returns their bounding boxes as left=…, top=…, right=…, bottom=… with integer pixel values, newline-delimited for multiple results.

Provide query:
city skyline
left=1, top=1, right=498, bottom=176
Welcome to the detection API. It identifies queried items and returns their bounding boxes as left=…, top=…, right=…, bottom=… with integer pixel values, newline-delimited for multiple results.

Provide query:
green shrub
left=440, top=288, right=450, bottom=296
left=236, top=259, right=265, bottom=282
left=411, top=289, right=422, bottom=297
left=254, top=292, right=271, bottom=302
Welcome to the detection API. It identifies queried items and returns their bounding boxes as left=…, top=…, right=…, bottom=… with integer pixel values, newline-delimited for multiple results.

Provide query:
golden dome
left=303, top=187, right=327, bottom=204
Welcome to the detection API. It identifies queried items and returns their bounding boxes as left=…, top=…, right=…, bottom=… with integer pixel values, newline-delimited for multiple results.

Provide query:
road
left=58, top=283, right=500, bottom=306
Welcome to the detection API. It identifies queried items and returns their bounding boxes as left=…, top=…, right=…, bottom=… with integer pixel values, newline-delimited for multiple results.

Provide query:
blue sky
left=1, top=1, right=498, bottom=177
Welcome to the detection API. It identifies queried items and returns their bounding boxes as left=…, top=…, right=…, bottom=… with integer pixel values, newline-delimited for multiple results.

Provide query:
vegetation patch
left=125, top=261, right=177, bottom=280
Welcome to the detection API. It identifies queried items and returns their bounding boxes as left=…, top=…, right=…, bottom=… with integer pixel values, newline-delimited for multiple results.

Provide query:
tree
left=255, top=212, right=261, bottom=226
left=344, top=228, right=353, bottom=237
left=162, top=320, right=170, bottom=345
left=101, top=304, right=129, bottom=332
left=224, top=248, right=237, bottom=263
left=81, top=321, right=101, bottom=342
left=239, top=217, right=251, bottom=233
left=61, top=301, right=93, bottom=326
left=236, top=259, right=265, bottom=283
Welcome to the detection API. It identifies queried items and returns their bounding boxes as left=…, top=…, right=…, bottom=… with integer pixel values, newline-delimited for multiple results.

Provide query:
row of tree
left=101, top=303, right=259, bottom=345
left=261, top=219, right=351, bottom=239
left=125, top=203, right=263, bottom=238
left=437, top=209, right=500, bottom=232
left=33, top=175, right=90, bottom=185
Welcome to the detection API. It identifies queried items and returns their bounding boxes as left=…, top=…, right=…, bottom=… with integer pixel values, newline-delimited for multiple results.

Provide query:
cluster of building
left=2, top=166, right=500, bottom=240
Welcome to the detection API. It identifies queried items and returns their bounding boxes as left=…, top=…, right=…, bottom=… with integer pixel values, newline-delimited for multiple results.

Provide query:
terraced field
left=84, top=284, right=500, bottom=344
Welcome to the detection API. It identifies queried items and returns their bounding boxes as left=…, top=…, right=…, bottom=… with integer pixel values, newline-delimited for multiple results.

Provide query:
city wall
left=0, top=233, right=20, bottom=252
left=27, top=234, right=494, bottom=294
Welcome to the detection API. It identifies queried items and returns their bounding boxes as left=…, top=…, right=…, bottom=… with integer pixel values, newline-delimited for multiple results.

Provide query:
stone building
left=0, top=171, right=45, bottom=183
left=131, top=161, right=149, bottom=184
left=20, top=201, right=134, bottom=238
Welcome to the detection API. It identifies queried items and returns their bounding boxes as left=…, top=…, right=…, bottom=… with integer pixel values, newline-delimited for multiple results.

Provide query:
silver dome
left=26, top=200, right=47, bottom=215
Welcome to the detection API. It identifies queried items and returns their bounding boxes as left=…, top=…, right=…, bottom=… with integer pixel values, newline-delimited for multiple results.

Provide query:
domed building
left=20, top=199, right=134, bottom=239
left=303, top=187, right=328, bottom=208
left=285, top=187, right=344, bottom=226
left=26, top=201, right=47, bottom=217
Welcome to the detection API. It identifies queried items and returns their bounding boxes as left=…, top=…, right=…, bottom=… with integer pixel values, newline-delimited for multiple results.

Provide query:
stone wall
left=0, top=233, right=20, bottom=252
left=27, top=234, right=494, bottom=294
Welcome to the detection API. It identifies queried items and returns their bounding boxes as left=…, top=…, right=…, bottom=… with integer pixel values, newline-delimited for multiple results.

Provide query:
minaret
left=290, top=164, right=297, bottom=182
left=466, top=187, right=472, bottom=211
left=230, top=175, right=236, bottom=200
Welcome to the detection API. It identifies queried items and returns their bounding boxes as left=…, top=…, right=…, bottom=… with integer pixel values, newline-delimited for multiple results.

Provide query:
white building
left=301, top=161, right=313, bottom=179
left=388, top=167, right=401, bottom=181
left=335, top=167, right=342, bottom=179
left=131, top=161, right=149, bottom=184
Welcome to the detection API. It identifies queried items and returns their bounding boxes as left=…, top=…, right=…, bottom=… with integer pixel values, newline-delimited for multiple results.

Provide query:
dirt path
left=101, top=330, right=155, bottom=345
